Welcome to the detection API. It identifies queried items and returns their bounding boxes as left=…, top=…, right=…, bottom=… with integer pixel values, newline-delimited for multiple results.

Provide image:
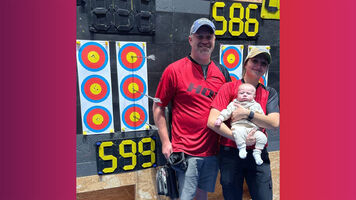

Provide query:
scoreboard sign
left=211, top=0, right=261, bottom=39
left=88, top=0, right=155, bottom=35
left=96, top=136, right=157, bottom=175
left=211, top=0, right=280, bottom=39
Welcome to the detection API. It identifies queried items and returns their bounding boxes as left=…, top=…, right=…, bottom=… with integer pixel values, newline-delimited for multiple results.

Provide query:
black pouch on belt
left=168, top=152, right=188, bottom=173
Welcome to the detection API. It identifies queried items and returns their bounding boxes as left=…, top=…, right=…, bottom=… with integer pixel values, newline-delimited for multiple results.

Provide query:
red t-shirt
left=211, top=80, right=269, bottom=148
left=155, top=56, right=227, bottom=156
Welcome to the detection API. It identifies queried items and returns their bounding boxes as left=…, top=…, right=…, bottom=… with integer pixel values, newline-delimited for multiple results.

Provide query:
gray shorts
left=175, top=155, right=219, bottom=200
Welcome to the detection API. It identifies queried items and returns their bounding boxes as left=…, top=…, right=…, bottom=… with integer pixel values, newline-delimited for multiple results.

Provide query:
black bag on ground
left=156, top=163, right=179, bottom=198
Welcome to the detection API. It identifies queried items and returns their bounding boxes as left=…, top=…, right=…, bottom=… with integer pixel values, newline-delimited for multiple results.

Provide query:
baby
left=215, top=83, right=267, bottom=165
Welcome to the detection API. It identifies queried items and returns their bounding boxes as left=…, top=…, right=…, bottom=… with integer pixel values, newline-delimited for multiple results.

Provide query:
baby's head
left=237, top=83, right=256, bottom=102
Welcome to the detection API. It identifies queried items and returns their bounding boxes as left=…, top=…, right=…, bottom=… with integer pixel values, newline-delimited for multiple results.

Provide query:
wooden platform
left=77, top=185, right=135, bottom=200
left=76, top=151, right=279, bottom=200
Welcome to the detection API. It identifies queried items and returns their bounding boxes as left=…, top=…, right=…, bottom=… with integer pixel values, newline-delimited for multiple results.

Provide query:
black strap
left=213, top=61, right=231, bottom=82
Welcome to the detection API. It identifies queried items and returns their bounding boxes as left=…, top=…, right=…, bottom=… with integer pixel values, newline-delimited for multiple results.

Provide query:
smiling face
left=189, top=25, right=215, bottom=64
left=237, top=83, right=256, bottom=102
left=244, top=54, right=269, bottom=79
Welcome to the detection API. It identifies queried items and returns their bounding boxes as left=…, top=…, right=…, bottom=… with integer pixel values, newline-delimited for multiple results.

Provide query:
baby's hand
left=215, top=119, right=222, bottom=126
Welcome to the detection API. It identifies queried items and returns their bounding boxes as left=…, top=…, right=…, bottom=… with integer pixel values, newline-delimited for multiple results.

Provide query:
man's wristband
left=248, top=111, right=255, bottom=121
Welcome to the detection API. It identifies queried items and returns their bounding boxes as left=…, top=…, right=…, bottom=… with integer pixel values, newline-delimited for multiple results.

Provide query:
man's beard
left=198, top=45, right=212, bottom=55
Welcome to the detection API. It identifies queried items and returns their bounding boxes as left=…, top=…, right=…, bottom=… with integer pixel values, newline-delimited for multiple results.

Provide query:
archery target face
left=77, top=40, right=115, bottom=134
left=259, top=75, right=267, bottom=86
left=81, top=75, right=110, bottom=103
left=230, top=73, right=239, bottom=82
left=116, top=41, right=149, bottom=132
left=221, top=46, right=242, bottom=71
left=120, top=74, right=147, bottom=101
left=122, top=104, right=148, bottom=130
left=84, top=106, right=112, bottom=133
left=118, top=43, right=146, bottom=71
left=78, top=42, right=108, bottom=72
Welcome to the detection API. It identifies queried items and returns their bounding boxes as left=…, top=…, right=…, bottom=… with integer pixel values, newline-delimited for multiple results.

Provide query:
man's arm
left=250, top=103, right=265, bottom=115
left=251, top=112, right=280, bottom=129
left=153, top=102, right=172, bottom=159
left=232, top=104, right=280, bottom=129
left=207, top=108, right=235, bottom=141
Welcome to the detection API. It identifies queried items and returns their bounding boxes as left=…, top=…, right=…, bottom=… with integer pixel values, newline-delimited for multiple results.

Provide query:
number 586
left=212, top=2, right=259, bottom=37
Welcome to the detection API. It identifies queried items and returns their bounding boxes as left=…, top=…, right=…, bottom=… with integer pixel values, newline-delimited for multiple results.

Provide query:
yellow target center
left=92, top=114, right=104, bottom=125
left=88, top=51, right=100, bottom=63
left=130, top=112, right=140, bottom=122
left=227, top=54, right=236, bottom=64
left=128, top=83, right=139, bottom=94
left=126, top=52, right=138, bottom=63
left=90, top=83, right=102, bottom=95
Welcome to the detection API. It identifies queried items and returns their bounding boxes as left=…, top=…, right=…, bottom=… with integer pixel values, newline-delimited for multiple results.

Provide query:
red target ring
left=118, top=43, right=145, bottom=71
left=230, top=73, right=239, bottom=82
left=120, top=75, right=146, bottom=101
left=79, top=42, right=108, bottom=71
left=84, top=106, right=112, bottom=133
left=259, top=76, right=266, bottom=86
left=81, top=75, right=110, bottom=103
left=221, top=46, right=242, bottom=71
left=122, top=104, right=147, bottom=129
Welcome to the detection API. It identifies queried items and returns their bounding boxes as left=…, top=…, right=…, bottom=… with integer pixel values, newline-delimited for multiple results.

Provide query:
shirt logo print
left=187, top=83, right=217, bottom=99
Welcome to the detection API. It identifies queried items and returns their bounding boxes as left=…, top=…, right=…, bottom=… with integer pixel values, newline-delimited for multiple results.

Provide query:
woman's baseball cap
left=190, top=18, right=216, bottom=35
left=244, top=47, right=272, bottom=65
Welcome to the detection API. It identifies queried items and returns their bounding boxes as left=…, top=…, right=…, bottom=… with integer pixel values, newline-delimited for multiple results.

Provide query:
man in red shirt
left=153, top=18, right=230, bottom=200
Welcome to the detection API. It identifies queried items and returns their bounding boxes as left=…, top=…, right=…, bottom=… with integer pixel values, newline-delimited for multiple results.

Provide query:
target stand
left=76, top=40, right=115, bottom=134
left=116, top=41, right=150, bottom=132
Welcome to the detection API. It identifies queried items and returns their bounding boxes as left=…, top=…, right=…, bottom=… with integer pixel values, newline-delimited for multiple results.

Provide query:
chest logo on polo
left=187, top=83, right=217, bottom=99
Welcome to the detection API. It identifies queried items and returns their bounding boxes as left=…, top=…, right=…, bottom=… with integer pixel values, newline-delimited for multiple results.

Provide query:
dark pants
left=219, top=145, right=273, bottom=200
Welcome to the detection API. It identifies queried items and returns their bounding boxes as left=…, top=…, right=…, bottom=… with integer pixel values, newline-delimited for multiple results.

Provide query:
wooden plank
left=77, top=185, right=135, bottom=200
